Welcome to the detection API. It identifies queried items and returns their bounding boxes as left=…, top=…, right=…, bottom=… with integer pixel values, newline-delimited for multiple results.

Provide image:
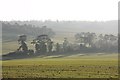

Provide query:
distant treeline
left=2, top=22, right=55, bottom=41
left=15, top=32, right=118, bottom=54
left=73, top=32, right=118, bottom=53
left=2, top=20, right=117, bottom=34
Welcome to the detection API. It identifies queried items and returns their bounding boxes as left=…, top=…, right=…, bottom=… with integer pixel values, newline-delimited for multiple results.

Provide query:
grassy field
left=2, top=38, right=118, bottom=78
left=2, top=53, right=118, bottom=78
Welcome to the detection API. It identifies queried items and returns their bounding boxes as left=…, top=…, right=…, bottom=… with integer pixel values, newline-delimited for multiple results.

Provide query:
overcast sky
left=0, top=0, right=119, bottom=21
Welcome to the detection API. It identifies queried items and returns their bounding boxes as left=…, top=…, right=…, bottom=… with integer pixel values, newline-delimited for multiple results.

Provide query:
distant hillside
left=2, top=22, right=55, bottom=41
left=6, top=20, right=118, bottom=35
left=2, top=20, right=118, bottom=41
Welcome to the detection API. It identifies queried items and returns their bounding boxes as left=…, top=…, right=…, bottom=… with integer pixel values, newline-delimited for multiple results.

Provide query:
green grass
left=2, top=53, right=118, bottom=78
left=2, top=39, right=118, bottom=78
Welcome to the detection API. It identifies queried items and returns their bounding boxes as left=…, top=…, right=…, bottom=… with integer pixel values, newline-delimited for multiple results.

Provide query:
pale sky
left=0, top=0, right=119, bottom=21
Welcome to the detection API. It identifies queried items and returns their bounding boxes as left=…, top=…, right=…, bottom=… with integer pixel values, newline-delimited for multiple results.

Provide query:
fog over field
left=1, top=0, right=119, bottom=79
left=30, top=20, right=118, bottom=35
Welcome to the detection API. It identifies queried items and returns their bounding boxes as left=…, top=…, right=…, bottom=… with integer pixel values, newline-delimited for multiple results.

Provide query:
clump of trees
left=74, top=32, right=118, bottom=53
left=36, top=33, right=117, bottom=54
left=31, top=35, right=54, bottom=54
left=17, top=32, right=118, bottom=55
